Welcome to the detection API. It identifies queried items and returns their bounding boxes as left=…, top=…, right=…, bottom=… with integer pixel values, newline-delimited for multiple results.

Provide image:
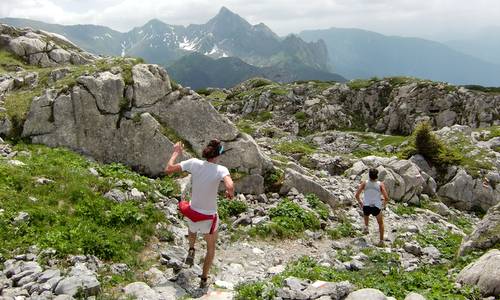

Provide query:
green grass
left=276, top=140, right=316, bottom=155
left=476, top=126, right=500, bottom=141
left=462, top=85, right=500, bottom=94
left=270, top=87, right=288, bottom=96
left=248, top=199, right=320, bottom=239
left=416, top=224, right=464, bottom=260
left=0, top=50, right=30, bottom=74
left=393, top=204, right=417, bottom=216
left=237, top=244, right=482, bottom=300
left=327, top=211, right=358, bottom=239
left=0, top=143, right=175, bottom=264
left=236, top=119, right=256, bottom=135
left=347, top=78, right=378, bottom=90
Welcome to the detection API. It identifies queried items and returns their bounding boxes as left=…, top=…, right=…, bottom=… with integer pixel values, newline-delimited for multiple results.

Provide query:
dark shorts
left=363, top=206, right=381, bottom=216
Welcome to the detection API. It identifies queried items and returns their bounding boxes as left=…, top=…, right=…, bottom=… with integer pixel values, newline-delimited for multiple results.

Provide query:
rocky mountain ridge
left=0, top=8, right=330, bottom=73
left=299, top=28, right=500, bottom=86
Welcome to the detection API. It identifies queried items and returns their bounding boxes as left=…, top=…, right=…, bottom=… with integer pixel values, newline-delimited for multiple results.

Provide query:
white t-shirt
left=180, top=158, right=230, bottom=215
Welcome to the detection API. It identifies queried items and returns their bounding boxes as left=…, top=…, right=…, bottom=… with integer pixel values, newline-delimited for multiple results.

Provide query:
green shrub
left=249, top=78, right=273, bottom=88
left=305, top=194, right=329, bottom=220
left=218, top=198, right=248, bottom=222
left=412, top=122, right=462, bottom=169
left=294, top=111, right=306, bottom=121
left=264, top=168, right=284, bottom=192
left=249, top=199, right=320, bottom=238
left=235, top=281, right=276, bottom=300
left=195, top=88, right=211, bottom=96
left=256, top=111, right=273, bottom=122
left=269, top=200, right=320, bottom=230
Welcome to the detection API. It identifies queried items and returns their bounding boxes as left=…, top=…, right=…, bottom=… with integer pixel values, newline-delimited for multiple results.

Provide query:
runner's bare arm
left=355, top=181, right=366, bottom=208
left=165, top=142, right=183, bottom=174
left=223, top=175, right=234, bottom=199
left=380, top=182, right=390, bottom=207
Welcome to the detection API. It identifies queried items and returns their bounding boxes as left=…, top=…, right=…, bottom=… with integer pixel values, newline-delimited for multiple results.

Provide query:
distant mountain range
left=2, top=8, right=500, bottom=87
left=444, top=26, right=500, bottom=65
left=299, top=28, right=500, bottom=86
left=1, top=8, right=342, bottom=88
left=168, top=53, right=346, bottom=90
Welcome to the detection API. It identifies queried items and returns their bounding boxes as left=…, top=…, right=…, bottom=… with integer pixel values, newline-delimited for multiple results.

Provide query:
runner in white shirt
left=165, top=140, right=234, bottom=288
left=355, top=168, right=390, bottom=246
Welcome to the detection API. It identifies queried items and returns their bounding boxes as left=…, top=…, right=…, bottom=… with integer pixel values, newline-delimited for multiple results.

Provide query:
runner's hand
left=173, top=142, right=183, bottom=154
left=358, top=201, right=363, bottom=210
left=225, top=190, right=233, bottom=199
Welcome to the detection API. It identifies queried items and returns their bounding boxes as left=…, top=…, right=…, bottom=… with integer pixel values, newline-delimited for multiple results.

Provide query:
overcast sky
left=2, top=0, right=499, bottom=40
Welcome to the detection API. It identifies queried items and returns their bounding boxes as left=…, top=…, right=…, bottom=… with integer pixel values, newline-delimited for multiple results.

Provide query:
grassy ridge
left=0, top=143, right=176, bottom=265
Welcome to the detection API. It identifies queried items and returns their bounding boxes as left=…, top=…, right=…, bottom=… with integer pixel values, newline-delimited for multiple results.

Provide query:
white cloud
left=1, top=0, right=499, bottom=39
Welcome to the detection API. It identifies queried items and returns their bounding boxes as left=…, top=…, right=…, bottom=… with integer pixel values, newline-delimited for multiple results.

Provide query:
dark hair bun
left=202, top=139, right=221, bottom=159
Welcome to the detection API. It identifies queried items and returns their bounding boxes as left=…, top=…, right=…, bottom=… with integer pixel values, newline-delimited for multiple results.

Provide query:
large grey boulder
left=0, top=116, right=12, bottom=137
left=302, top=280, right=353, bottom=299
left=123, top=282, right=160, bottom=300
left=345, top=288, right=388, bottom=300
left=458, top=202, right=500, bottom=255
left=438, top=169, right=499, bottom=211
left=132, top=64, right=171, bottom=107
left=456, top=249, right=500, bottom=297
left=280, top=168, right=337, bottom=208
left=345, top=156, right=429, bottom=202
left=77, top=72, right=125, bottom=114
left=23, top=84, right=178, bottom=175
left=54, top=263, right=100, bottom=297
left=21, top=64, right=270, bottom=193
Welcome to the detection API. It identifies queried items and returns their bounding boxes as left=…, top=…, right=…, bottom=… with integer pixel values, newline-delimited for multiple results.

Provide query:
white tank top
left=364, top=180, right=382, bottom=208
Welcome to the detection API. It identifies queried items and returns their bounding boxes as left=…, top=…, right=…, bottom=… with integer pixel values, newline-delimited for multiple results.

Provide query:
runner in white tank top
left=355, top=168, right=390, bottom=246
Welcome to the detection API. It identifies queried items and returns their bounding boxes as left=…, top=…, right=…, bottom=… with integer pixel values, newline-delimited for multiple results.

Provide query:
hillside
left=0, top=24, right=499, bottom=300
left=168, top=53, right=346, bottom=89
left=445, top=26, right=500, bottom=65
left=299, top=28, right=500, bottom=86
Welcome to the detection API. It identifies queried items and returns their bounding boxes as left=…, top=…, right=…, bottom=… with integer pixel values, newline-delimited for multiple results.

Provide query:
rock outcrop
left=222, top=79, right=500, bottom=135
left=0, top=24, right=96, bottom=67
left=438, top=168, right=499, bottom=211
left=20, top=64, right=270, bottom=192
left=456, top=249, right=500, bottom=297
left=345, top=156, right=434, bottom=203
left=458, top=202, right=500, bottom=255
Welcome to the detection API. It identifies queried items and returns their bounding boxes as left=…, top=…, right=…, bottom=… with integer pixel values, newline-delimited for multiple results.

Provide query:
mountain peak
left=145, top=18, right=168, bottom=27
left=211, top=6, right=247, bottom=24
left=218, top=6, right=235, bottom=15
left=207, top=6, right=251, bottom=34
